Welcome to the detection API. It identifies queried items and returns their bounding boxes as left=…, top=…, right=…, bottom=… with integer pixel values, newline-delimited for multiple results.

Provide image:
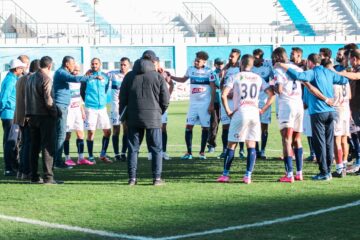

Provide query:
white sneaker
left=162, top=152, right=171, bottom=160
left=147, top=152, right=152, bottom=161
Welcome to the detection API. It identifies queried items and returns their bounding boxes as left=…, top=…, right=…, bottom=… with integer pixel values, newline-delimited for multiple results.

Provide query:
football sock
left=112, top=135, right=119, bottom=155
left=294, top=147, right=303, bottom=172
left=76, top=139, right=84, bottom=159
left=101, top=137, right=110, bottom=157
left=200, top=129, right=208, bottom=153
left=261, top=131, right=268, bottom=151
left=222, top=129, right=229, bottom=153
left=87, top=140, right=94, bottom=158
left=64, top=140, right=69, bottom=157
left=285, top=156, right=293, bottom=177
left=185, top=129, right=193, bottom=155
left=246, top=148, right=256, bottom=176
left=223, top=148, right=235, bottom=176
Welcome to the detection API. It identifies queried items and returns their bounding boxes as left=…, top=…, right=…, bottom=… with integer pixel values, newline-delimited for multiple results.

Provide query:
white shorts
left=334, top=108, right=350, bottom=137
left=259, top=104, right=272, bottom=124
left=228, top=110, right=261, bottom=142
left=84, top=107, right=111, bottom=131
left=278, top=104, right=304, bottom=132
left=110, top=110, right=120, bottom=126
left=220, top=99, right=234, bottom=125
left=66, top=106, right=84, bottom=132
left=186, top=102, right=210, bottom=127
left=302, top=109, right=312, bottom=137
left=162, top=112, right=168, bottom=124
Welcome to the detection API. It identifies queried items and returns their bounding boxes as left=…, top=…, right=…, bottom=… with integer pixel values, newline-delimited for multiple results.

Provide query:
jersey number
left=241, top=83, right=257, bottom=99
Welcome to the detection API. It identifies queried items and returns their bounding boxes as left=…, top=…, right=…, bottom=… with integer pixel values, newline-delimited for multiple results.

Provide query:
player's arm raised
left=170, top=75, right=189, bottom=83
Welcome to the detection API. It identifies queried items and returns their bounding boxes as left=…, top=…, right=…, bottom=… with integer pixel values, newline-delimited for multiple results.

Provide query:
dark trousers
left=127, top=127, right=162, bottom=180
left=352, top=111, right=360, bottom=127
left=208, top=102, right=220, bottom=148
left=19, top=124, right=31, bottom=175
left=28, top=115, right=56, bottom=182
left=54, top=105, right=68, bottom=165
left=311, top=112, right=336, bottom=175
left=2, top=119, right=18, bottom=172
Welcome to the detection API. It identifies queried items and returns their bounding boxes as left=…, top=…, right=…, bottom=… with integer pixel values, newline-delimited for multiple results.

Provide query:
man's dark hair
left=338, top=47, right=345, bottom=52
left=350, top=49, right=360, bottom=59
left=62, top=56, right=74, bottom=67
left=321, top=58, right=332, bottom=68
left=344, top=43, right=358, bottom=52
left=272, top=47, right=287, bottom=64
left=29, top=59, right=40, bottom=73
left=91, top=57, right=101, bottom=63
left=307, top=53, right=321, bottom=65
left=241, top=54, right=254, bottom=68
left=291, top=47, right=303, bottom=54
left=253, top=49, right=264, bottom=59
left=231, top=48, right=241, bottom=55
left=120, top=57, right=130, bottom=63
left=40, top=56, right=53, bottom=68
left=319, top=48, right=332, bottom=58
left=196, top=51, right=209, bottom=61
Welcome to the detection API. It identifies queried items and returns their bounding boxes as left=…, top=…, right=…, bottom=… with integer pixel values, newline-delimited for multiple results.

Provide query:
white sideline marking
left=0, top=214, right=153, bottom=240
left=2, top=201, right=359, bottom=240
left=157, top=200, right=360, bottom=240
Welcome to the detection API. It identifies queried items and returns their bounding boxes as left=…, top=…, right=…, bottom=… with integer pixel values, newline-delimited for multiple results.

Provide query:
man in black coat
left=119, top=50, right=170, bottom=186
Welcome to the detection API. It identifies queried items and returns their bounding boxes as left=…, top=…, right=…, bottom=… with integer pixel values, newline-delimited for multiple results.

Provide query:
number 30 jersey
left=225, top=71, right=269, bottom=112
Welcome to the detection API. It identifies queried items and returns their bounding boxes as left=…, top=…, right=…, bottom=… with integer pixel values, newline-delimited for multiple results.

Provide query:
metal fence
left=0, top=22, right=358, bottom=44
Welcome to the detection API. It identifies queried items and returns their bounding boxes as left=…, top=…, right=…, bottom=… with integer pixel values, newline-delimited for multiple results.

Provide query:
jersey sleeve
left=224, top=75, right=235, bottom=89
left=184, top=67, right=191, bottom=78
left=273, top=68, right=287, bottom=85
left=209, top=71, right=216, bottom=83
left=260, top=78, right=270, bottom=92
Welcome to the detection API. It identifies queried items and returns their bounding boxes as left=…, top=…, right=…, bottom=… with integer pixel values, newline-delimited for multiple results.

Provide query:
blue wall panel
left=0, top=47, right=82, bottom=71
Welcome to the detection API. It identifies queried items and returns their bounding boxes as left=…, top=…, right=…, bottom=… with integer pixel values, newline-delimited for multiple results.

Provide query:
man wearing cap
left=207, top=58, right=224, bottom=153
left=0, top=59, right=26, bottom=176
left=120, top=50, right=170, bottom=186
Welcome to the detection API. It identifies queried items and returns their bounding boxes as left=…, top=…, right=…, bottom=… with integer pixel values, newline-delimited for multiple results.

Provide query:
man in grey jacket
left=120, top=50, right=170, bottom=186
left=25, top=56, right=63, bottom=184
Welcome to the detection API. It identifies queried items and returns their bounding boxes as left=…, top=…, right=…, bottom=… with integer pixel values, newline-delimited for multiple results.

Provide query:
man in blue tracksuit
left=276, top=53, right=349, bottom=180
left=0, top=59, right=26, bottom=176
left=83, top=58, right=112, bottom=164
left=53, top=56, right=101, bottom=169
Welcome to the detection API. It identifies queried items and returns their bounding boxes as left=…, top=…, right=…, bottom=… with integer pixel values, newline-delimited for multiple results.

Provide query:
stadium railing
left=0, top=22, right=358, bottom=44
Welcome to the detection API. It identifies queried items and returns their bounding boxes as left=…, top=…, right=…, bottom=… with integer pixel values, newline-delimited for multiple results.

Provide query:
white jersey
left=273, top=63, right=303, bottom=107
left=69, top=82, right=82, bottom=108
left=107, top=70, right=125, bottom=105
left=333, top=83, right=350, bottom=110
left=185, top=66, right=214, bottom=103
left=226, top=71, right=269, bottom=113
left=251, top=60, right=273, bottom=107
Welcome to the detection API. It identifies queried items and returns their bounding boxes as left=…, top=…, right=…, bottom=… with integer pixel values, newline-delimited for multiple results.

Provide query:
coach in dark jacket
left=120, top=50, right=170, bottom=186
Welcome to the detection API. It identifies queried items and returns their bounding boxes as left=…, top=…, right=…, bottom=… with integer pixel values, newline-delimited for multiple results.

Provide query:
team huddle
left=1, top=43, right=360, bottom=184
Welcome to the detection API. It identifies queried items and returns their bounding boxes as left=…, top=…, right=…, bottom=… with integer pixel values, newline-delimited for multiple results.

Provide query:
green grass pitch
left=0, top=101, right=359, bottom=240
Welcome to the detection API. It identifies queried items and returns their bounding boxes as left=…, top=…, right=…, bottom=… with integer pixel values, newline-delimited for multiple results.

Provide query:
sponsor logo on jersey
left=192, top=87, right=206, bottom=94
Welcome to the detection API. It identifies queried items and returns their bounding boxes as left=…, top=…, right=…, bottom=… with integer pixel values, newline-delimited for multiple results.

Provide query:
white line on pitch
left=0, top=214, right=153, bottom=240
left=156, top=200, right=360, bottom=240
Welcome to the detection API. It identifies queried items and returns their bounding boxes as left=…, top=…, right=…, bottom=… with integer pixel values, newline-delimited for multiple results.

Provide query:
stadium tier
left=0, top=0, right=359, bottom=43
